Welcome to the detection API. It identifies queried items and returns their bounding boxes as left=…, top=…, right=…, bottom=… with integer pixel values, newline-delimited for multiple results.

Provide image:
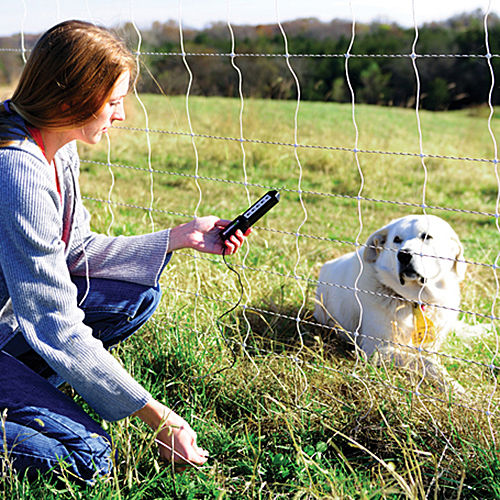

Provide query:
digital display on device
left=220, top=190, right=280, bottom=241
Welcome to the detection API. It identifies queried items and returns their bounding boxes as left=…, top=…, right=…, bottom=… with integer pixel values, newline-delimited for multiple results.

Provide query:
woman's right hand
left=133, top=399, right=209, bottom=471
left=156, top=410, right=209, bottom=470
left=168, top=216, right=251, bottom=255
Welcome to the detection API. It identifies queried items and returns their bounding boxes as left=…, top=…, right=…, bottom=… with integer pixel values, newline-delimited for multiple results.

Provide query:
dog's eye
left=393, top=236, right=402, bottom=244
left=420, top=233, right=433, bottom=241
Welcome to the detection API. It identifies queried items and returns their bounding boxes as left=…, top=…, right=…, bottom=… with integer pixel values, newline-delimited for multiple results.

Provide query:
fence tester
left=207, top=190, right=279, bottom=381
left=220, top=190, right=280, bottom=242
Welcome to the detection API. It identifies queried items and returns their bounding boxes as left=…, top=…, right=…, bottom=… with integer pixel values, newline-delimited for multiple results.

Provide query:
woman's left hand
left=169, top=216, right=251, bottom=255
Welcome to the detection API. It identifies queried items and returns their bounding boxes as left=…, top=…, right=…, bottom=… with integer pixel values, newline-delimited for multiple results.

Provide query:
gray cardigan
left=0, top=115, right=171, bottom=421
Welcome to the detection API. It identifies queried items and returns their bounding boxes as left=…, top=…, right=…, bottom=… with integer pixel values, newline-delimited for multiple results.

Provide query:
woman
left=0, top=20, right=248, bottom=482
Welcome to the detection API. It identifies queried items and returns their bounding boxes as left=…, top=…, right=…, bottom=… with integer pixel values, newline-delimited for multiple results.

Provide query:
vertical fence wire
left=178, top=0, right=203, bottom=334
left=275, top=0, right=310, bottom=399
left=226, top=3, right=262, bottom=381
left=483, top=0, right=499, bottom=446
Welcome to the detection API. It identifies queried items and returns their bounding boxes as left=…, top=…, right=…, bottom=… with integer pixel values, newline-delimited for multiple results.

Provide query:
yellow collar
left=412, top=303, right=437, bottom=346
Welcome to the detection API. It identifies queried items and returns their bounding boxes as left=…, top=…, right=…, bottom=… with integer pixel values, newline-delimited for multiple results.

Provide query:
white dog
left=314, top=215, right=467, bottom=392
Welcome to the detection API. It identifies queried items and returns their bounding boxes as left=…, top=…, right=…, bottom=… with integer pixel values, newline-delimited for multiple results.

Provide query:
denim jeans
left=0, top=276, right=161, bottom=483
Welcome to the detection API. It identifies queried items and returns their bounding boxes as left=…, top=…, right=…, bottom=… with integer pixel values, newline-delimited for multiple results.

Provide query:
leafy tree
left=1, top=11, right=498, bottom=109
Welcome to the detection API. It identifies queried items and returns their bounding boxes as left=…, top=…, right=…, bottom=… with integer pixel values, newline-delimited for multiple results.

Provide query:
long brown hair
left=0, top=20, right=136, bottom=145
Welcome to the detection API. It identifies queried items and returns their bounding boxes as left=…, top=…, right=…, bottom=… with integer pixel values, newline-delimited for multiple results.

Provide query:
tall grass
left=2, top=95, right=499, bottom=499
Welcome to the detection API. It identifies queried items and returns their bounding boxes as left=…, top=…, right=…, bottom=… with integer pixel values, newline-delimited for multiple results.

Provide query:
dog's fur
left=314, top=215, right=467, bottom=392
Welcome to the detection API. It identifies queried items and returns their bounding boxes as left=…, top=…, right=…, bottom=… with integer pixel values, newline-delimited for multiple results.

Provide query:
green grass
left=2, top=95, right=499, bottom=498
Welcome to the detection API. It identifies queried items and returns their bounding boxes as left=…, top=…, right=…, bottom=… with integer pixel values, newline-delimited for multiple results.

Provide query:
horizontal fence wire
left=81, top=159, right=498, bottom=219
left=137, top=50, right=500, bottom=59
left=112, top=125, right=500, bottom=167
left=149, top=311, right=496, bottom=417
left=2, top=46, right=500, bottom=59
left=82, top=194, right=498, bottom=272
left=161, top=280, right=500, bottom=372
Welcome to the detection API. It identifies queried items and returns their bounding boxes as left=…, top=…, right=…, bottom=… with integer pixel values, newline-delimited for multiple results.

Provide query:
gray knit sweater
left=0, top=115, right=171, bottom=421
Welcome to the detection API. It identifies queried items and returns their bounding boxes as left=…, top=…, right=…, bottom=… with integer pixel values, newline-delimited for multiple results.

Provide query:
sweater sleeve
left=63, top=144, right=172, bottom=287
left=0, top=146, right=152, bottom=421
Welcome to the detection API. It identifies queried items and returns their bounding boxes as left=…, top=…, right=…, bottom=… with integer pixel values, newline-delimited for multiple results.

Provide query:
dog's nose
left=397, top=250, right=412, bottom=266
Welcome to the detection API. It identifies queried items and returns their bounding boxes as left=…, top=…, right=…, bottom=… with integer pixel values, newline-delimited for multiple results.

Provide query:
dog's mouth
left=398, top=266, right=427, bottom=286
left=397, top=250, right=428, bottom=286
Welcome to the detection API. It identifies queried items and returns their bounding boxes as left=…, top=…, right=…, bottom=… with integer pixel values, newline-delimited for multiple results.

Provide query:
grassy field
left=2, top=95, right=499, bottom=499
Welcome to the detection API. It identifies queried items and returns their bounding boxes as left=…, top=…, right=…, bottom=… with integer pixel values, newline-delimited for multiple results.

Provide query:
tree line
left=1, top=10, right=499, bottom=110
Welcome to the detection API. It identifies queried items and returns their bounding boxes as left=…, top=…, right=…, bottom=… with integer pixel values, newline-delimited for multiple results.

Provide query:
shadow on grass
left=223, top=299, right=354, bottom=363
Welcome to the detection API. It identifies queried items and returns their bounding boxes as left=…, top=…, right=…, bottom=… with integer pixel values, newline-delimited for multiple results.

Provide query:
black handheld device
left=220, top=190, right=280, bottom=242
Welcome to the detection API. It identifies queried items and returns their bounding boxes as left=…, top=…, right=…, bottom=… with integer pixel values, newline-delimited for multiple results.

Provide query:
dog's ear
left=452, top=238, right=467, bottom=281
left=363, top=229, right=388, bottom=263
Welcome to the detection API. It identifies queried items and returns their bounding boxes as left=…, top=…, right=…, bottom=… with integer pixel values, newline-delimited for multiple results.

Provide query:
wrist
left=168, top=222, right=191, bottom=252
left=133, top=399, right=171, bottom=430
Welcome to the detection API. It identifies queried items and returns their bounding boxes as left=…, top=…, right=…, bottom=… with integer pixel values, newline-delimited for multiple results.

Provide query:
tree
left=358, top=62, right=391, bottom=104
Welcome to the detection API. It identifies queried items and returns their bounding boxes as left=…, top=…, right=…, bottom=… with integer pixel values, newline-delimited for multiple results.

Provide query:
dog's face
left=363, top=215, right=466, bottom=302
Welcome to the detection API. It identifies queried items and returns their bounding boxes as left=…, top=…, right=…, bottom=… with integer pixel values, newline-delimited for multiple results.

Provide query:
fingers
left=224, top=228, right=252, bottom=254
left=157, top=441, right=207, bottom=469
left=179, top=425, right=210, bottom=462
left=156, top=425, right=209, bottom=471
left=179, top=423, right=197, bottom=443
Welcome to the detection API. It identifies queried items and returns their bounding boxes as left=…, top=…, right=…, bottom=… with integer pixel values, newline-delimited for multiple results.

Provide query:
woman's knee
left=132, top=284, right=162, bottom=325
left=105, top=284, right=161, bottom=345
left=73, top=278, right=162, bottom=347
left=1, top=415, right=113, bottom=483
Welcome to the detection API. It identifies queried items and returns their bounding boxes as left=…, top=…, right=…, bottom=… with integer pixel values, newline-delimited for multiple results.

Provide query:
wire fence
left=77, top=5, right=500, bottom=431
left=3, top=0, right=499, bottom=437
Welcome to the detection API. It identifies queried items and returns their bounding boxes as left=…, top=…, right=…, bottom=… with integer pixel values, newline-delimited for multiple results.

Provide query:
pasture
left=3, top=94, right=499, bottom=498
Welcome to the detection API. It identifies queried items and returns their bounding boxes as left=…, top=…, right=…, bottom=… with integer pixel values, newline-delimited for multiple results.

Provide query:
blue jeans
left=0, top=277, right=161, bottom=483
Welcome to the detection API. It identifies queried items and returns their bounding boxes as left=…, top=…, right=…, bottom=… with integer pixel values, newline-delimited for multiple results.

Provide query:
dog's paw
left=442, top=376, right=466, bottom=395
left=452, top=320, right=495, bottom=339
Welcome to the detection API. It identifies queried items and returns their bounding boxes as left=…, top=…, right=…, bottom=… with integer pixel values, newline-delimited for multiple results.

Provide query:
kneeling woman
left=0, top=20, right=248, bottom=482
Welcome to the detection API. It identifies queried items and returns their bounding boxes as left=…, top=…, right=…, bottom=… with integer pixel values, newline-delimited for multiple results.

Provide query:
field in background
left=81, top=94, right=499, bottom=322
left=3, top=95, right=499, bottom=498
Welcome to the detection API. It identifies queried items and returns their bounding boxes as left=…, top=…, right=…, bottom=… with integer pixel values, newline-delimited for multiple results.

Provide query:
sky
left=0, top=0, right=498, bottom=37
